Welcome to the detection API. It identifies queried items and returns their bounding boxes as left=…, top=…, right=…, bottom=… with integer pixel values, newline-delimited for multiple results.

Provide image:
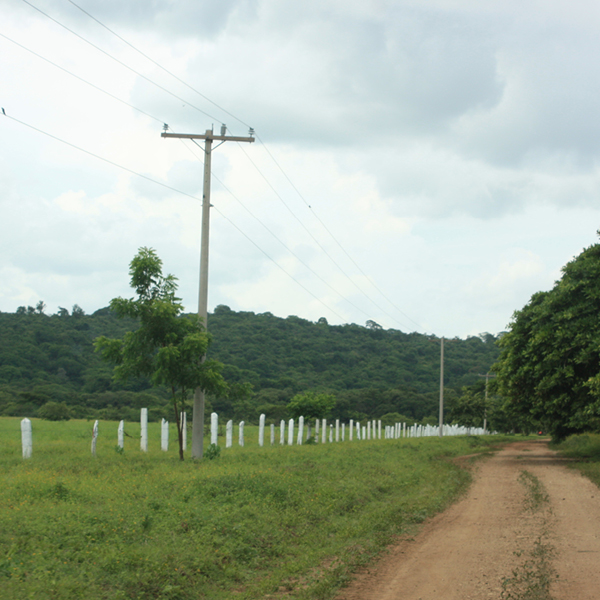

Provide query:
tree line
left=0, top=249, right=504, bottom=429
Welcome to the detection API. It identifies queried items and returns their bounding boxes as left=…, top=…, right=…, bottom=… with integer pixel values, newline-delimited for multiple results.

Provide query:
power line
left=256, top=134, right=428, bottom=333
left=210, top=171, right=375, bottom=322
left=238, top=140, right=425, bottom=332
left=20, top=0, right=221, bottom=123
left=18, top=0, right=427, bottom=331
left=181, top=138, right=360, bottom=319
left=0, top=31, right=164, bottom=125
left=0, top=23, right=376, bottom=325
left=64, top=0, right=253, bottom=131
left=1, top=111, right=346, bottom=321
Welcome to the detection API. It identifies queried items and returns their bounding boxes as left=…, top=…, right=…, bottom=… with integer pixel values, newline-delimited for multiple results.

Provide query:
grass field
left=1, top=417, right=508, bottom=600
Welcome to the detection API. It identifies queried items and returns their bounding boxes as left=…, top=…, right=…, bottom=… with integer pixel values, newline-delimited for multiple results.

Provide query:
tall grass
left=0, top=418, right=505, bottom=599
left=556, top=433, right=600, bottom=489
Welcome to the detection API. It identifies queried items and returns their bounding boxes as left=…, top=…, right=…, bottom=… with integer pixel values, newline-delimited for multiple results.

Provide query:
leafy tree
left=287, top=391, right=336, bottom=420
left=448, top=384, right=485, bottom=428
left=72, top=304, right=85, bottom=318
left=95, top=247, right=227, bottom=459
left=494, top=238, right=600, bottom=440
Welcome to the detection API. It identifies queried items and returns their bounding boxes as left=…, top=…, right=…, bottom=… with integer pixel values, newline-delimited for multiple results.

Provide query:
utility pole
left=161, top=125, right=255, bottom=458
left=477, top=372, right=496, bottom=434
left=439, top=336, right=444, bottom=437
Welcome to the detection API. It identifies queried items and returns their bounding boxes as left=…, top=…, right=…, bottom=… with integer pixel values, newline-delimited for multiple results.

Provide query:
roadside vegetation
left=555, top=433, right=600, bottom=488
left=0, top=417, right=510, bottom=600
left=494, top=237, right=600, bottom=442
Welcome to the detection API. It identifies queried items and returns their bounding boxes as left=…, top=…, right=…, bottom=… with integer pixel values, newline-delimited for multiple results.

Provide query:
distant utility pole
left=477, top=372, right=496, bottom=434
left=161, top=125, right=255, bottom=459
left=439, top=336, right=444, bottom=437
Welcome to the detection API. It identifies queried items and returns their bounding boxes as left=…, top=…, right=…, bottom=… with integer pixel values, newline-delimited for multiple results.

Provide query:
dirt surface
left=336, top=440, right=600, bottom=600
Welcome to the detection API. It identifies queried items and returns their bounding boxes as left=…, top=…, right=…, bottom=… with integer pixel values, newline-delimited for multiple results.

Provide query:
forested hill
left=0, top=304, right=501, bottom=423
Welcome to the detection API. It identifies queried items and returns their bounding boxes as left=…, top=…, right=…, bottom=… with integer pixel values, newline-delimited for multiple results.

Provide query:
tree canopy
left=494, top=238, right=600, bottom=440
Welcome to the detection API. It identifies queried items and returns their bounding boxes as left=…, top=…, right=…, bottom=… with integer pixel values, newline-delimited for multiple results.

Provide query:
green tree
left=494, top=237, right=600, bottom=440
left=287, top=391, right=336, bottom=420
left=448, top=384, right=485, bottom=428
left=95, top=247, right=227, bottom=459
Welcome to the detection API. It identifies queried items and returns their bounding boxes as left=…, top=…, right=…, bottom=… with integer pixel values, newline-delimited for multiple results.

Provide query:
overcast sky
left=2, top=0, right=600, bottom=338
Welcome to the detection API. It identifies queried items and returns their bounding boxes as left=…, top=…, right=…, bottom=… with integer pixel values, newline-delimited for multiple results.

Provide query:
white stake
left=91, top=420, right=99, bottom=457
left=259, top=414, right=265, bottom=447
left=280, top=419, right=285, bottom=445
left=140, top=408, right=148, bottom=452
left=321, top=419, right=327, bottom=444
left=181, top=412, right=187, bottom=450
left=21, top=418, right=32, bottom=459
left=226, top=420, right=233, bottom=448
left=118, top=420, right=124, bottom=449
left=297, top=416, right=304, bottom=445
left=239, top=421, right=245, bottom=447
left=161, top=419, right=169, bottom=451
left=210, top=412, right=218, bottom=446
left=288, top=419, right=294, bottom=445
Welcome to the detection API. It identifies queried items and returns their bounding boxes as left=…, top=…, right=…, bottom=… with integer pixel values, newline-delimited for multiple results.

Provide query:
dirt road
left=336, top=440, right=600, bottom=600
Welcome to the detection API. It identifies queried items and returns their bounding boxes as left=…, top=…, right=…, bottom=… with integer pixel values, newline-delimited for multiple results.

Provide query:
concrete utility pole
left=439, top=336, right=445, bottom=437
left=161, top=125, right=255, bottom=458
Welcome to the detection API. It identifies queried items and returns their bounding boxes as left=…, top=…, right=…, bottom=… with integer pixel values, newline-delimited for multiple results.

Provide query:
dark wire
left=2, top=111, right=346, bottom=321
left=0, top=31, right=164, bottom=125
left=64, top=0, right=253, bottom=131
left=20, top=0, right=221, bottom=123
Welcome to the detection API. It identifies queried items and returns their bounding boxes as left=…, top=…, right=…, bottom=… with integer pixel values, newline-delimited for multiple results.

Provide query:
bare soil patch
left=335, top=439, right=600, bottom=600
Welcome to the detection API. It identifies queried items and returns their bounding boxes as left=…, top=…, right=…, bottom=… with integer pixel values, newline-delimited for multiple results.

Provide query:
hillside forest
left=0, top=303, right=502, bottom=428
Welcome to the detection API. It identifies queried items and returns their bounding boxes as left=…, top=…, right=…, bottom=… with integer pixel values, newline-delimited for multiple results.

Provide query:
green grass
left=0, top=418, right=509, bottom=599
left=555, top=433, right=600, bottom=488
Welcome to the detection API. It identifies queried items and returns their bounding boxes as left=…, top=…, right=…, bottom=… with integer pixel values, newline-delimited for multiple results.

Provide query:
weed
left=501, top=537, right=557, bottom=600
left=204, top=443, right=221, bottom=460
left=141, top=514, right=153, bottom=531
left=518, top=470, right=549, bottom=512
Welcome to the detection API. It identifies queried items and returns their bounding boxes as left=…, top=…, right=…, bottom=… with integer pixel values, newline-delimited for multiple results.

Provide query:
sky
left=2, top=0, right=600, bottom=338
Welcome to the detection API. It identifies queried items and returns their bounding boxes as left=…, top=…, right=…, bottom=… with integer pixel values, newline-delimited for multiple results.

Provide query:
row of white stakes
left=19, top=411, right=489, bottom=458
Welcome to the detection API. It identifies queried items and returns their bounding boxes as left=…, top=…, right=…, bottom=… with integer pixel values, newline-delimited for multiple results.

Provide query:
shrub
left=38, top=401, right=71, bottom=421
